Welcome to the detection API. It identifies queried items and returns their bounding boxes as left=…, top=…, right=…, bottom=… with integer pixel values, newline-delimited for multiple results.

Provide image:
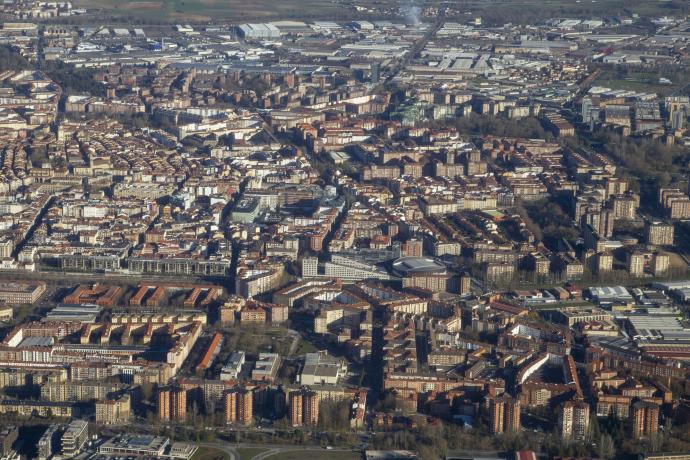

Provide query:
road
left=374, top=9, right=445, bottom=90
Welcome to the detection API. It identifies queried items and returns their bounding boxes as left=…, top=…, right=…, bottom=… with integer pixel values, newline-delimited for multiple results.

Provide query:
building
left=37, top=424, right=61, bottom=460
left=646, top=222, right=674, bottom=246
left=627, top=251, right=645, bottom=277
left=221, top=351, right=246, bottom=381
left=612, top=194, right=637, bottom=220
left=0, top=400, right=78, bottom=417
left=489, top=395, right=521, bottom=434
left=558, top=399, right=590, bottom=441
left=556, top=307, right=612, bottom=327
left=652, top=253, right=670, bottom=276
left=251, top=353, right=282, bottom=382
left=632, top=401, right=659, bottom=439
left=289, top=389, right=320, bottom=426
left=482, top=262, right=515, bottom=283
left=593, top=252, right=613, bottom=275
left=0, top=281, right=46, bottom=304
left=158, top=386, right=187, bottom=422
left=61, top=420, right=88, bottom=457
left=459, top=274, right=471, bottom=295
left=659, top=188, right=690, bottom=219
left=323, top=255, right=392, bottom=282
left=237, top=23, right=280, bottom=40
left=231, top=196, right=262, bottom=223
left=98, top=435, right=170, bottom=457
left=299, top=352, right=345, bottom=385
left=0, top=305, right=13, bottom=321
left=224, top=387, right=254, bottom=425
left=95, top=394, right=131, bottom=425
left=236, top=267, right=285, bottom=299
left=41, top=380, right=126, bottom=402
left=0, top=425, right=18, bottom=457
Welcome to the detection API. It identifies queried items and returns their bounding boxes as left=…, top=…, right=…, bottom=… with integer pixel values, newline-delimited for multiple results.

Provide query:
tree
left=598, top=434, right=616, bottom=459
left=0, top=45, right=31, bottom=72
left=317, top=399, right=351, bottom=431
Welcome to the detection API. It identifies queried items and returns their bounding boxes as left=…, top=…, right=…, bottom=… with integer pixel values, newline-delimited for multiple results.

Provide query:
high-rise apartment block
left=224, top=387, right=254, bottom=425
left=489, top=395, right=521, bottom=434
left=289, top=389, right=320, bottom=426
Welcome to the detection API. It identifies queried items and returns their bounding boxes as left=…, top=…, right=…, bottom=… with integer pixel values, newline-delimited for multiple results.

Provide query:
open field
left=458, top=0, right=690, bottom=25
left=236, top=447, right=269, bottom=460
left=70, top=0, right=362, bottom=22
left=191, top=447, right=233, bottom=460
left=592, top=68, right=690, bottom=97
left=262, top=450, right=361, bottom=460
left=55, top=0, right=690, bottom=23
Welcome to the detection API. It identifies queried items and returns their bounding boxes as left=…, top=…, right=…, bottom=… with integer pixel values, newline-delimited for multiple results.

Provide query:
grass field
left=262, top=450, right=362, bottom=460
left=236, top=447, right=269, bottom=459
left=191, top=447, right=232, bottom=460
left=70, top=0, right=359, bottom=22
left=592, top=65, right=690, bottom=97
left=62, top=0, right=690, bottom=23
left=294, top=338, right=318, bottom=355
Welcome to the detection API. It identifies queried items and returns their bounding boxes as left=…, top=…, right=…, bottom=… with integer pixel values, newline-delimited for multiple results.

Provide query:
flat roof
left=392, top=256, right=446, bottom=275
left=0, top=282, right=44, bottom=293
left=589, top=286, right=633, bottom=300
left=629, top=315, right=684, bottom=332
left=18, top=336, right=54, bottom=348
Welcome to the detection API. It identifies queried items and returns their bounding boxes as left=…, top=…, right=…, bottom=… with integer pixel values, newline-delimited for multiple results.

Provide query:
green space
left=45, top=0, right=690, bottom=24
left=220, top=325, right=293, bottom=356
left=205, top=325, right=297, bottom=379
left=190, top=447, right=232, bottom=460
left=461, top=0, right=690, bottom=26
left=294, top=338, right=318, bottom=355
left=262, top=450, right=361, bottom=460
left=68, top=0, right=365, bottom=23
left=592, top=65, right=690, bottom=97
left=236, top=447, right=269, bottom=459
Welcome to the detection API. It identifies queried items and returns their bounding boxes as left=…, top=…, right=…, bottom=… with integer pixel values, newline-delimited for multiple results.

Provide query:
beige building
left=482, top=262, right=515, bottom=282
left=652, top=253, right=670, bottom=277
left=611, top=195, right=637, bottom=220
left=627, top=251, right=645, bottom=277
left=593, top=252, right=613, bottom=275
left=95, top=394, right=131, bottom=425
left=0, top=281, right=46, bottom=304
left=559, top=399, right=590, bottom=441
left=646, top=222, right=674, bottom=246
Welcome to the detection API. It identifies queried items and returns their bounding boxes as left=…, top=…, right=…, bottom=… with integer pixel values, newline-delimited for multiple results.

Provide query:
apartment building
left=558, top=399, right=590, bottom=441
left=224, top=387, right=254, bottom=425
left=289, top=389, right=320, bottom=426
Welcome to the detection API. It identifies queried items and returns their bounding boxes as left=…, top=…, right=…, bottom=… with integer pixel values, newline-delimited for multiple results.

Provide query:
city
left=0, top=1, right=689, bottom=459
